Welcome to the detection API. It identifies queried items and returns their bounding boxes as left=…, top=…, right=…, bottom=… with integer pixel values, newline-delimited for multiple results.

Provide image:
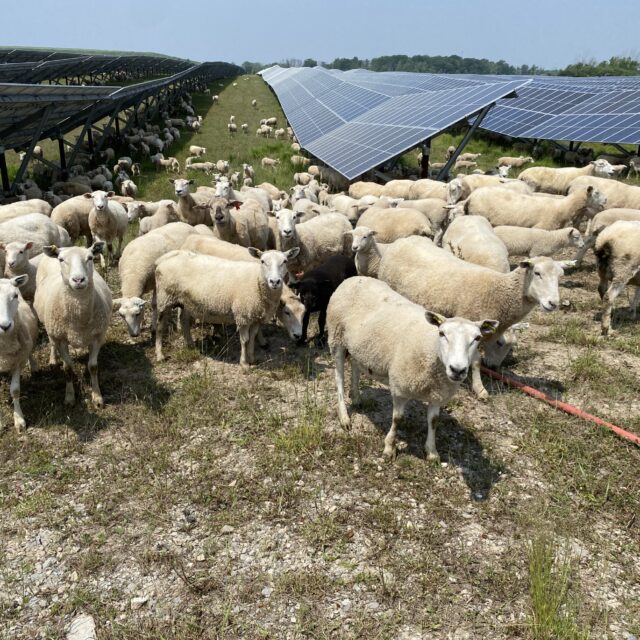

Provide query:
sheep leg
left=575, top=236, right=594, bottom=267
left=29, top=354, right=38, bottom=373
left=630, top=286, right=640, bottom=319
left=56, top=341, right=76, bottom=406
left=150, top=288, right=158, bottom=337
left=256, top=326, right=268, bottom=348
left=425, top=404, right=441, bottom=462
left=181, top=310, right=194, bottom=348
left=333, top=345, right=351, bottom=429
left=10, top=367, right=25, bottom=432
left=48, top=343, right=58, bottom=366
left=602, top=281, right=627, bottom=336
left=239, top=325, right=252, bottom=369
left=298, top=309, right=310, bottom=345
left=384, top=395, right=408, bottom=459
left=316, top=308, right=327, bottom=345
left=155, top=309, right=169, bottom=361
left=470, top=353, right=489, bottom=399
left=350, top=362, right=361, bottom=406
left=88, top=340, right=104, bottom=409
left=247, top=324, right=260, bottom=364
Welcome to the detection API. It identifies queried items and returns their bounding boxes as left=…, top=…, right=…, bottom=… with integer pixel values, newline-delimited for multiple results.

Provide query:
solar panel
left=262, top=65, right=528, bottom=179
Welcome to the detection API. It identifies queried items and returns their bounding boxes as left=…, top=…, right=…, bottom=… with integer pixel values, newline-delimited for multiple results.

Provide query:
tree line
left=241, top=55, right=640, bottom=77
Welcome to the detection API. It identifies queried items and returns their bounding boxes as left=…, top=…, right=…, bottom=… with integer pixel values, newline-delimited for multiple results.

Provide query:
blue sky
left=6, top=0, right=640, bottom=69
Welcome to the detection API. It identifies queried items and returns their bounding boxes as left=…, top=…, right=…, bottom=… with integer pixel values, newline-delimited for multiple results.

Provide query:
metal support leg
left=10, top=107, right=51, bottom=194
left=420, top=140, right=431, bottom=179
left=87, top=129, right=94, bottom=154
left=58, top=137, right=67, bottom=171
left=0, top=151, right=10, bottom=193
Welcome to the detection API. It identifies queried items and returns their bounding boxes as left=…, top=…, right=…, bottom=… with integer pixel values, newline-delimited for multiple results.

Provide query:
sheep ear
left=106, top=191, right=115, bottom=198
left=188, top=179, right=194, bottom=185
left=24, top=241, right=34, bottom=250
left=289, top=281, right=301, bottom=291
left=169, top=179, right=175, bottom=184
left=43, top=245, right=59, bottom=258
left=586, top=185, right=593, bottom=195
left=247, top=247, right=262, bottom=258
left=425, top=310, right=446, bottom=327
left=112, top=297, right=123, bottom=310
left=478, top=319, right=499, bottom=336
left=91, top=242, right=105, bottom=256
left=519, top=260, right=532, bottom=270
left=11, top=274, right=28, bottom=288
left=231, top=200, right=242, bottom=210
left=83, top=192, right=93, bottom=199
left=370, top=230, right=378, bottom=236
left=285, top=247, right=300, bottom=259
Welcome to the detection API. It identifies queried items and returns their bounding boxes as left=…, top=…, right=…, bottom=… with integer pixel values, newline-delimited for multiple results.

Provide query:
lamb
left=274, top=128, right=286, bottom=139
left=594, top=220, right=640, bottom=335
left=171, top=179, right=212, bottom=226
left=34, top=243, right=111, bottom=407
left=228, top=123, right=237, bottom=134
left=126, top=199, right=175, bottom=222
left=273, top=210, right=352, bottom=273
left=348, top=226, right=389, bottom=278
left=0, top=199, right=52, bottom=219
left=378, top=236, right=563, bottom=398
left=327, top=276, right=498, bottom=460
left=210, top=198, right=269, bottom=250
left=216, top=160, right=230, bottom=174
left=497, top=156, right=533, bottom=168
left=291, top=142, right=301, bottom=152
left=189, top=145, right=207, bottom=157
left=266, top=117, right=277, bottom=126
left=243, top=163, right=255, bottom=180
left=289, top=255, right=357, bottom=345
left=349, top=182, right=385, bottom=199
left=568, top=176, right=640, bottom=210
left=212, top=95, right=219, bottom=104
left=494, top=226, right=584, bottom=258
left=447, top=175, right=533, bottom=204
left=291, top=155, right=310, bottom=167
left=190, top=121, right=201, bottom=133
left=84, top=191, right=128, bottom=266
left=151, top=154, right=180, bottom=173
left=0, top=275, right=38, bottom=431
left=139, top=201, right=179, bottom=235
left=464, top=184, right=606, bottom=230
left=408, top=179, right=448, bottom=201
left=519, top=159, right=615, bottom=194
left=214, top=180, right=272, bottom=214
left=261, top=157, right=280, bottom=169
left=442, top=215, right=510, bottom=273
left=241, top=123, right=248, bottom=133
left=120, top=179, right=138, bottom=198
left=154, top=248, right=300, bottom=366
left=251, top=99, right=257, bottom=108
left=113, top=222, right=197, bottom=337
left=575, top=208, right=640, bottom=267
left=355, top=207, right=431, bottom=243
left=187, top=162, right=215, bottom=174
left=1, top=241, right=42, bottom=302
left=294, top=172, right=313, bottom=186
left=458, top=152, right=482, bottom=162
left=455, top=159, right=477, bottom=173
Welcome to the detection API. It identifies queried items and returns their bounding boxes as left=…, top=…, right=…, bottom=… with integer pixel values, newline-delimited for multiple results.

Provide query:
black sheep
left=290, top=255, right=357, bottom=345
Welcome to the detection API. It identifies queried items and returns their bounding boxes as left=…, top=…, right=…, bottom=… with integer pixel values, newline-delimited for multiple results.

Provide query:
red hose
left=480, top=366, right=640, bottom=447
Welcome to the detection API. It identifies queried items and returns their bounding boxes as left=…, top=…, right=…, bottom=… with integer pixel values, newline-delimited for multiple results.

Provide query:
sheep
left=151, top=154, right=180, bottom=173
left=229, top=115, right=236, bottom=124
left=1, top=241, right=42, bottom=302
left=519, top=159, right=615, bottom=194
left=113, top=222, right=197, bottom=337
left=380, top=179, right=413, bottom=199
left=629, top=157, right=640, bottom=179
left=274, top=128, right=286, bottom=139
left=378, top=236, right=563, bottom=398
left=355, top=207, right=431, bottom=243
left=273, top=210, right=352, bottom=273
left=241, top=123, right=248, bottom=133
left=568, top=175, right=640, bottom=210
left=190, top=121, right=201, bottom=133
left=289, top=255, right=357, bottom=345
left=84, top=191, right=128, bottom=266
left=458, top=152, right=482, bottom=162
left=497, top=156, right=533, bottom=168
left=294, top=172, right=313, bottom=186
left=327, top=276, right=499, bottom=460
left=349, top=181, right=385, bottom=199
left=396, top=198, right=448, bottom=241
left=266, top=117, right=277, bottom=126
left=445, top=145, right=456, bottom=159
left=51, top=196, right=96, bottom=245
left=243, top=163, right=255, bottom=180
left=120, top=179, right=138, bottom=198
left=0, top=199, right=52, bottom=219
left=126, top=199, right=174, bottom=222
left=454, top=159, right=477, bottom=173
left=243, top=177, right=253, bottom=187
left=34, top=243, right=111, bottom=407
left=447, top=175, right=533, bottom=204
left=210, top=198, right=269, bottom=250
left=139, top=201, right=179, bottom=235
left=154, top=247, right=300, bottom=366
left=494, top=226, right=584, bottom=258
left=442, top=215, right=510, bottom=273
left=215, top=180, right=272, bottom=214
left=187, top=162, right=215, bottom=175
left=256, top=182, right=285, bottom=200
left=261, top=157, right=280, bottom=169
left=228, top=123, right=237, bottom=134
left=291, top=155, right=310, bottom=167
left=171, top=179, right=213, bottom=226
left=0, top=275, right=38, bottom=431
left=348, top=226, right=389, bottom=278
left=251, top=99, right=257, bottom=108
left=464, top=184, right=606, bottom=230
left=408, top=179, right=448, bottom=201
left=189, top=145, right=207, bottom=157
left=52, top=181, right=91, bottom=197
left=595, top=220, right=640, bottom=335
left=212, top=95, right=219, bottom=104
left=230, top=171, right=240, bottom=186
left=291, top=142, right=301, bottom=152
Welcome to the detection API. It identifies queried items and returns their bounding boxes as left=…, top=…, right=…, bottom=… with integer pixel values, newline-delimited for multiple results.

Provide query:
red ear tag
left=295, top=271, right=304, bottom=279
left=233, top=201, right=241, bottom=209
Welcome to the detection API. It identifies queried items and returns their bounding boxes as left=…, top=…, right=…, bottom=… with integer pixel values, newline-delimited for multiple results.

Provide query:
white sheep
left=442, top=215, right=510, bottom=273
left=327, top=276, right=498, bottom=460
left=378, top=236, right=563, bottom=398
left=497, top=156, right=533, bottom=168
left=408, top=179, right=448, bottom=201
left=290, top=155, right=310, bottom=168
left=120, top=179, right=138, bottom=198
left=241, top=123, right=248, bottom=133
left=356, top=207, right=431, bottom=243
left=348, top=226, right=389, bottom=278
left=139, top=201, right=179, bottom=235
left=34, top=243, right=112, bottom=407
left=568, top=175, right=640, bottom=210
left=0, top=199, right=52, bottom=220
left=1, top=241, right=42, bottom=302
left=228, top=123, right=237, bottom=134
left=447, top=175, right=533, bottom=204
left=595, top=220, right=640, bottom=335
left=154, top=248, right=300, bottom=366
left=458, top=152, right=482, bottom=162
left=84, top=191, right=128, bottom=266
left=126, top=199, right=174, bottom=222
left=243, top=163, right=255, bottom=180
left=519, top=159, right=615, bottom=194
left=494, top=226, right=584, bottom=258
left=0, top=275, right=38, bottom=431
left=210, top=198, right=269, bottom=249
left=261, top=157, right=280, bottom=169
left=171, top=179, right=212, bottom=226
left=348, top=181, right=385, bottom=199
left=189, top=145, right=207, bottom=157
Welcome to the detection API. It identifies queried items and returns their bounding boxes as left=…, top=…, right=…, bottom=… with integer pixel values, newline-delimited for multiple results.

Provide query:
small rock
left=341, top=598, right=352, bottom=611
left=130, top=595, right=149, bottom=610
left=367, top=601, right=380, bottom=611
left=220, top=525, right=235, bottom=535
left=66, top=613, right=97, bottom=640
left=261, top=586, right=274, bottom=598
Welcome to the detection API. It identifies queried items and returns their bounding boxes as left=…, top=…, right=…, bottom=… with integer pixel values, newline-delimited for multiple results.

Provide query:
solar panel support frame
left=10, top=106, right=51, bottom=194
left=420, top=140, right=431, bottom=179
left=0, top=152, right=10, bottom=193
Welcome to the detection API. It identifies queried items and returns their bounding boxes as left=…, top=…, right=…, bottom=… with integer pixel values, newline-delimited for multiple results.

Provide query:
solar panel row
left=261, top=66, right=528, bottom=179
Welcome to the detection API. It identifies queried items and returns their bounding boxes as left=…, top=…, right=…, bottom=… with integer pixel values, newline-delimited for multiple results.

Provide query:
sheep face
left=350, top=227, right=377, bottom=253
left=84, top=190, right=114, bottom=212
left=214, top=179, right=232, bottom=200
left=127, top=203, right=144, bottom=222
left=290, top=185, right=306, bottom=202
left=498, top=166, right=510, bottom=178
left=247, top=248, right=301, bottom=290
left=447, top=179, right=463, bottom=205
left=44, top=244, right=104, bottom=291
left=275, top=210, right=302, bottom=239
left=4, top=241, right=33, bottom=270
left=0, top=276, right=28, bottom=333
left=114, top=297, right=146, bottom=337
left=585, top=186, right=607, bottom=213
left=568, top=228, right=584, bottom=248
left=277, top=290, right=304, bottom=341
left=426, top=311, right=499, bottom=382
left=482, top=323, right=528, bottom=368
left=521, top=257, right=564, bottom=312
left=171, top=179, right=194, bottom=197
left=592, top=159, right=615, bottom=178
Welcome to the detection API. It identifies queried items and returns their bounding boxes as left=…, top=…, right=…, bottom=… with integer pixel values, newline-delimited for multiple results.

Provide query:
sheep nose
left=448, top=365, right=468, bottom=380
left=268, top=278, right=282, bottom=288
left=546, top=300, right=558, bottom=311
left=8, top=261, right=15, bottom=268
left=72, top=276, right=87, bottom=286
left=0, top=321, right=12, bottom=332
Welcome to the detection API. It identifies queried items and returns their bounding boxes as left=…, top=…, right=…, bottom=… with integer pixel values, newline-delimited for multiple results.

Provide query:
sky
left=5, top=0, right=640, bottom=70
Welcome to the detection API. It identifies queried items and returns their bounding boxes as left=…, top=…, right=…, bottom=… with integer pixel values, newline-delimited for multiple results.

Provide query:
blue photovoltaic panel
left=261, top=65, right=528, bottom=179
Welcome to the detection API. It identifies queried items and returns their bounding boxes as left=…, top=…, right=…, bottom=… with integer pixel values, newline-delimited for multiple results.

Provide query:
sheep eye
left=13, top=293, right=18, bottom=299
left=87, top=256, right=94, bottom=262
left=284, top=309, right=291, bottom=316
left=497, top=339, right=505, bottom=347
left=474, top=335, right=482, bottom=342
left=438, top=331, right=445, bottom=338
left=58, top=257, right=64, bottom=263
left=283, top=259, right=288, bottom=264
left=534, top=271, right=541, bottom=278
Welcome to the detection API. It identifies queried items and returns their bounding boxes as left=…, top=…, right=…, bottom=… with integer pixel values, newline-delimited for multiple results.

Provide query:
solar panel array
left=261, top=66, right=528, bottom=179
left=480, top=76, right=640, bottom=145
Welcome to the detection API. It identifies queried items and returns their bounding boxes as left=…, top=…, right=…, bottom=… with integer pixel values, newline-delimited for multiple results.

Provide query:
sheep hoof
left=338, top=414, right=351, bottom=430
left=382, top=446, right=396, bottom=460
left=64, top=393, right=75, bottom=406
left=425, top=452, right=440, bottom=464
left=14, top=416, right=26, bottom=432
left=475, top=388, right=489, bottom=401
left=92, top=394, right=104, bottom=409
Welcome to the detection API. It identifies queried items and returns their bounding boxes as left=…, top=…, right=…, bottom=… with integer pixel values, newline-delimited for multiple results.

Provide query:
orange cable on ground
left=480, top=365, right=640, bottom=447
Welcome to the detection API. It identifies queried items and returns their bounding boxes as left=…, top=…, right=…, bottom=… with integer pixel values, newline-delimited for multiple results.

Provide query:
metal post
left=87, top=128, right=94, bottom=153
left=0, top=151, right=10, bottom=193
left=115, top=117, right=120, bottom=137
left=437, top=102, right=494, bottom=181
left=58, top=136, right=67, bottom=171
left=10, top=107, right=51, bottom=194
left=420, top=140, right=431, bottom=179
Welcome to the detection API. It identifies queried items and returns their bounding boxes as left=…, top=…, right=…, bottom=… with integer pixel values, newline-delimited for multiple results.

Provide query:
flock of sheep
left=1, top=79, right=640, bottom=463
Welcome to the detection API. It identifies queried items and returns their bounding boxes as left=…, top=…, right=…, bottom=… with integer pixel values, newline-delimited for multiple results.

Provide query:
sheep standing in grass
left=251, top=99, right=257, bottom=108
left=120, top=179, right=137, bottom=198
left=378, top=236, right=563, bottom=398
left=228, top=123, right=237, bottom=135
left=84, top=191, right=128, bottom=267
left=494, top=226, right=584, bottom=258
left=210, top=199, right=269, bottom=250
left=497, top=156, right=533, bottom=168
left=171, top=179, right=212, bottom=226
left=34, top=243, right=111, bottom=407
left=139, top=202, right=179, bottom=235
left=595, top=220, right=640, bottom=335
left=189, top=145, right=207, bottom=157
left=262, top=157, right=280, bottom=169
left=243, top=164, right=255, bottom=181
left=0, top=275, right=38, bottom=431
left=519, top=159, right=614, bottom=194
left=154, top=247, right=300, bottom=367
left=568, top=175, right=640, bottom=210
left=327, top=276, right=498, bottom=460
left=242, top=123, right=248, bottom=134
